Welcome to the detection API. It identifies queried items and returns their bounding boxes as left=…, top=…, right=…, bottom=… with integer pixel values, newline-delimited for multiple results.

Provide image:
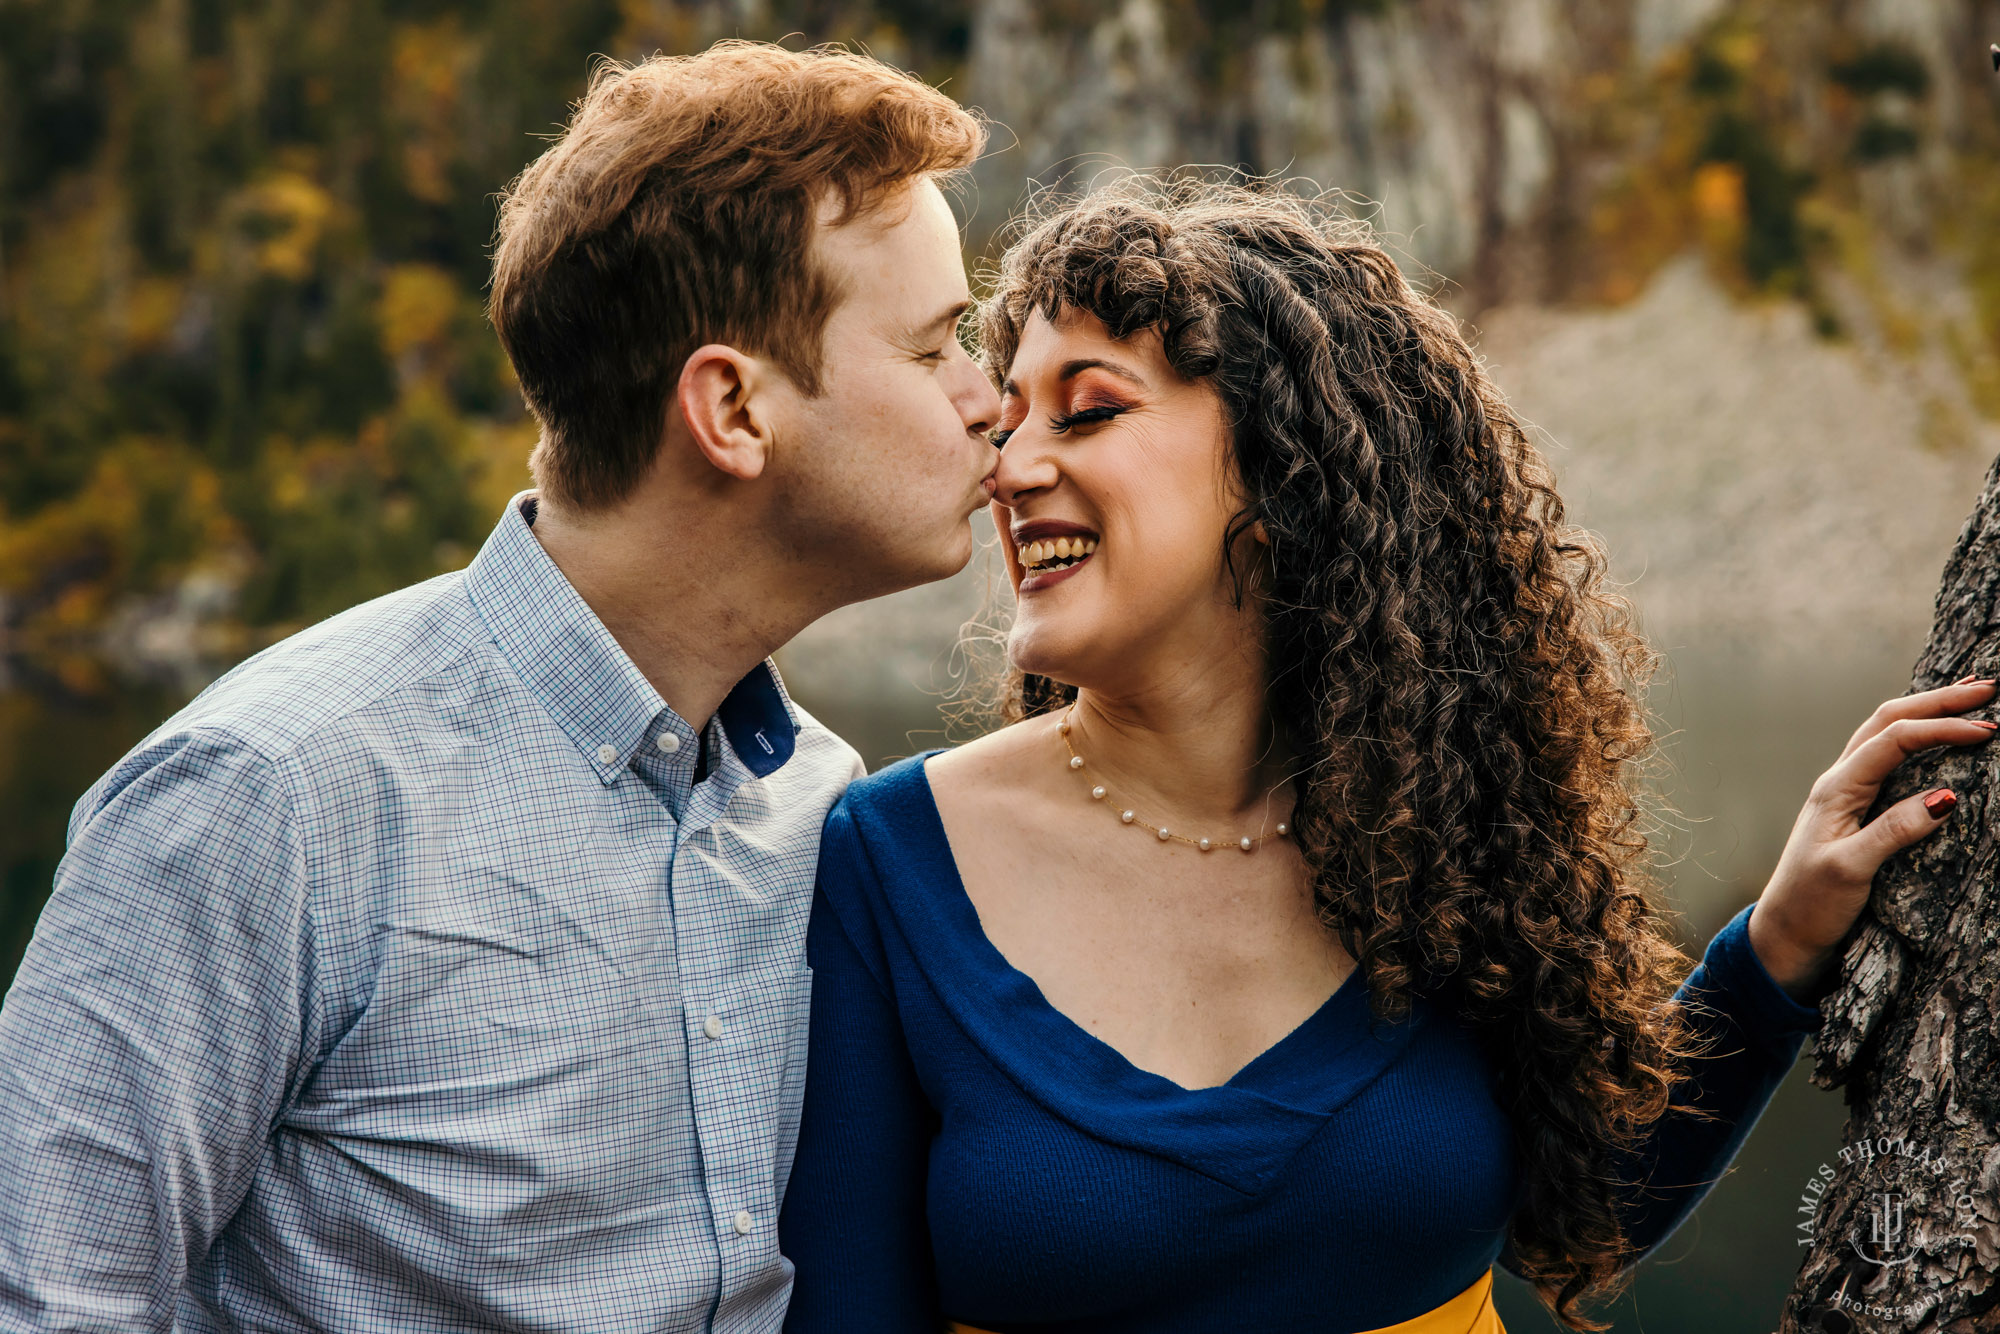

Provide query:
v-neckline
left=852, top=752, right=1430, bottom=1197
left=921, top=750, right=1360, bottom=1096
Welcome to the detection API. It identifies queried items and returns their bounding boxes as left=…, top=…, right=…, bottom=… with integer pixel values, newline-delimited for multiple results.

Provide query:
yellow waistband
left=945, top=1265, right=1506, bottom=1334
left=1356, top=1267, right=1505, bottom=1334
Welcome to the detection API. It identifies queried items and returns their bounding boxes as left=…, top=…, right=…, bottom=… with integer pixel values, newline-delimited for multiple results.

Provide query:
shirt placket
left=671, top=768, right=790, bottom=1325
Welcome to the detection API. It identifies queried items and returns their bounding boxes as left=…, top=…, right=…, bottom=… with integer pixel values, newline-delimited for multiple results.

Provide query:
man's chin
left=848, top=534, right=975, bottom=603
left=927, top=518, right=980, bottom=577
left=916, top=533, right=976, bottom=585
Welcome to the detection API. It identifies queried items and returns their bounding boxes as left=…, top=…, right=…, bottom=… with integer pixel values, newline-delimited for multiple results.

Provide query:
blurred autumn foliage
left=6, top=0, right=2000, bottom=686
left=0, top=0, right=634, bottom=673
left=0, top=0, right=1001, bottom=684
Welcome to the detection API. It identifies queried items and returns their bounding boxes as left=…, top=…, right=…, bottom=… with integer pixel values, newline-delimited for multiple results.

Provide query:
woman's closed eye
left=1049, top=404, right=1126, bottom=434
left=990, top=401, right=1131, bottom=448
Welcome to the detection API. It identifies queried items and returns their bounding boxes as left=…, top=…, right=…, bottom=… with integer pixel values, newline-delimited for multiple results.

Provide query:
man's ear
left=676, top=344, right=777, bottom=482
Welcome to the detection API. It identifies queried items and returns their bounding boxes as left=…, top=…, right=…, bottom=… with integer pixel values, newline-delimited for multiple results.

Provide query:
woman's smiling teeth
left=1017, top=536, right=1099, bottom=574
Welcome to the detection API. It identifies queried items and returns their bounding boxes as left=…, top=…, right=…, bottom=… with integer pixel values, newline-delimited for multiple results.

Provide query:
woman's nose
left=991, top=428, right=1060, bottom=509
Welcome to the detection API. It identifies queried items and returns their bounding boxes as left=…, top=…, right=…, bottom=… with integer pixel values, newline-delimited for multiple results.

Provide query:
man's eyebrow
left=915, top=300, right=971, bottom=336
left=1002, top=357, right=1148, bottom=397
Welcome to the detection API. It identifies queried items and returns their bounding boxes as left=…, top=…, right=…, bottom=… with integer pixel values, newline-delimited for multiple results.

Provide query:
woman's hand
left=1749, top=675, right=1999, bottom=1005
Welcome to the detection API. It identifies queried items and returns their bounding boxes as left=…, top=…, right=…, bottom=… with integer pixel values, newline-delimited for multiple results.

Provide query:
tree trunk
left=1782, top=455, right=2000, bottom=1332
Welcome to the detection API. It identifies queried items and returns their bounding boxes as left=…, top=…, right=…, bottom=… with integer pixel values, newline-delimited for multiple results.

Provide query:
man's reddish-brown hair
left=488, top=41, right=985, bottom=510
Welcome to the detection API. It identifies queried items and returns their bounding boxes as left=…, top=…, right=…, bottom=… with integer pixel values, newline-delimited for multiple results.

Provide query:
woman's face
left=991, top=305, right=1258, bottom=693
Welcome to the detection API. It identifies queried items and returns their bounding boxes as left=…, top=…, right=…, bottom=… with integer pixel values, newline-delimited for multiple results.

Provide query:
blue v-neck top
left=777, top=754, right=1824, bottom=1332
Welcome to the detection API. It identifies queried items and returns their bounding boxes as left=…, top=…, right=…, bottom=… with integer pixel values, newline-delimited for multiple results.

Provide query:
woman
left=775, top=177, right=1994, bottom=1332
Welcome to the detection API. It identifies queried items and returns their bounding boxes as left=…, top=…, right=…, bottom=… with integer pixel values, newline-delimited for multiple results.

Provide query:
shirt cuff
left=1699, top=902, right=1825, bottom=1050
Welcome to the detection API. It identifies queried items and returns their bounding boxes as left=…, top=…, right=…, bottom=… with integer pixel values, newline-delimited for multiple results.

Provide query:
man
left=0, top=41, right=1000, bottom=1332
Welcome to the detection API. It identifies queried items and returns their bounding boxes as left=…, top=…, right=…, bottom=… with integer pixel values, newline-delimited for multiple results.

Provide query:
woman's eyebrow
left=1001, top=358, right=1149, bottom=398
left=1057, top=357, right=1146, bottom=386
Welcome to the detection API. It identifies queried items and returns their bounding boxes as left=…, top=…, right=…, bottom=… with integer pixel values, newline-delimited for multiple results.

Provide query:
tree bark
left=1782, top=455, right=2000, bottom=1332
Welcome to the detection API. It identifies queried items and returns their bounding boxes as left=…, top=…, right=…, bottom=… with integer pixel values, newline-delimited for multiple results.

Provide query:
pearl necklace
left=1058, top=705, right=1290, bottom=853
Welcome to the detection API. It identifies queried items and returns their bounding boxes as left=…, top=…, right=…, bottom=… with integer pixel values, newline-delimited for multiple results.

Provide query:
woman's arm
left=1602, top=899, right=1824, bottom=1268
left=779, top=828, right=943, bottom=1332
left=1495, top=899, right=1818, bottom=1280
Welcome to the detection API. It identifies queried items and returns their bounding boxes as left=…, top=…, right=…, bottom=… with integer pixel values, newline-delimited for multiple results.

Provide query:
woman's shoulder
left=814, top=743, right=1000, bottom=995
left=810, top=755, right=944, bottom=989
left=917, top=712, right=1060, bottom=800
left=825, top=710, right=1060, bottom=869
left=829, top=749, right=939, bottom=827
left=817, top=723, right=1051, bottom=954
left=817, top=749, right=955, bottom=909
left=832, top=717, right=1055, bottom=835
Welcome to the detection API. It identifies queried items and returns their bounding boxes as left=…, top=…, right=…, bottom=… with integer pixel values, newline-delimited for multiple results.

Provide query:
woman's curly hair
left=975, top=174, right=1721, bottom=1329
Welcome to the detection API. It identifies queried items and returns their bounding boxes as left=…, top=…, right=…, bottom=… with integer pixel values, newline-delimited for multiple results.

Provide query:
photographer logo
left=1790, top=1132, right=1981, bottom=1325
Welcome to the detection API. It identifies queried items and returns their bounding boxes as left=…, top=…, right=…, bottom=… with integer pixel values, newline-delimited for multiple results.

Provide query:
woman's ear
left=676, top=344, right=776, bottom=482
left=1251, top=519, right=1271, bottom=545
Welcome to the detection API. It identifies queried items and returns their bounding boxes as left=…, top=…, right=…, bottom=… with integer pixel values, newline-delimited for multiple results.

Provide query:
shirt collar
left=464, top=492, right=801, bottom=784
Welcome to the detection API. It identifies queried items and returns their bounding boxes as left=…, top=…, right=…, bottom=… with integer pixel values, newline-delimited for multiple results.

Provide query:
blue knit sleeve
left=779, top=803, right=943, bottom=1333
left=1608, top=900, right=1824, bottom=1269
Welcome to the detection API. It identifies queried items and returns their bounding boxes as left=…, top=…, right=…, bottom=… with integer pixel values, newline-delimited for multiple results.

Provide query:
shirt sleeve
left=0, top=730, right=316, bottom=1333
left=1607, top=899, right=1823, bottom=1269
left=779, top=810, right=942, bottom=1333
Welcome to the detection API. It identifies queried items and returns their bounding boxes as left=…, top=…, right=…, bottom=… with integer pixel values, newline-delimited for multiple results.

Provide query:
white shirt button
left=655, top=733, right=681, bottom=754
left=702, top=1014, right=724, bottom=1041
left=732, top=1210, right=755, bottom=1236
left=595, top=743, right=619, bottom=765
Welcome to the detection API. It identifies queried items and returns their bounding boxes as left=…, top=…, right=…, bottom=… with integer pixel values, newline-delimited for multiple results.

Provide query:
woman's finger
left=1839, top=786, right=1961, bottom=879
left=1835, top=678, right=1997, bottom=766
left=1817, top=715, right=1997, bottom=821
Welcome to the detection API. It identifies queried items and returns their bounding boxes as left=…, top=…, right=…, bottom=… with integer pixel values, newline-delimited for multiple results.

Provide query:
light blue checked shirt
left=0, top=494, right=864, bottom=1333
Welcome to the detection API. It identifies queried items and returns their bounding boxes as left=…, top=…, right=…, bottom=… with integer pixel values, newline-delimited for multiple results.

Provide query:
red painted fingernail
left=1924, top=789, right=1957, bottom=817
left=1957, top=673, right=1979, bottom=685
left=1976, top=721, right=2000, bottom=730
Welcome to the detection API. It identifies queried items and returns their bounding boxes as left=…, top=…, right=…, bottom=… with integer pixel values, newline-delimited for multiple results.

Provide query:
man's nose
left=958, top=360, right=1002, bottom=439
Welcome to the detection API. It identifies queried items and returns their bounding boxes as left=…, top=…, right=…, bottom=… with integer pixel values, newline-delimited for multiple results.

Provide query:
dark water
left=0, top=637, right=1905, bottom=1330
left=0, top=674, right=190, bottom=988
